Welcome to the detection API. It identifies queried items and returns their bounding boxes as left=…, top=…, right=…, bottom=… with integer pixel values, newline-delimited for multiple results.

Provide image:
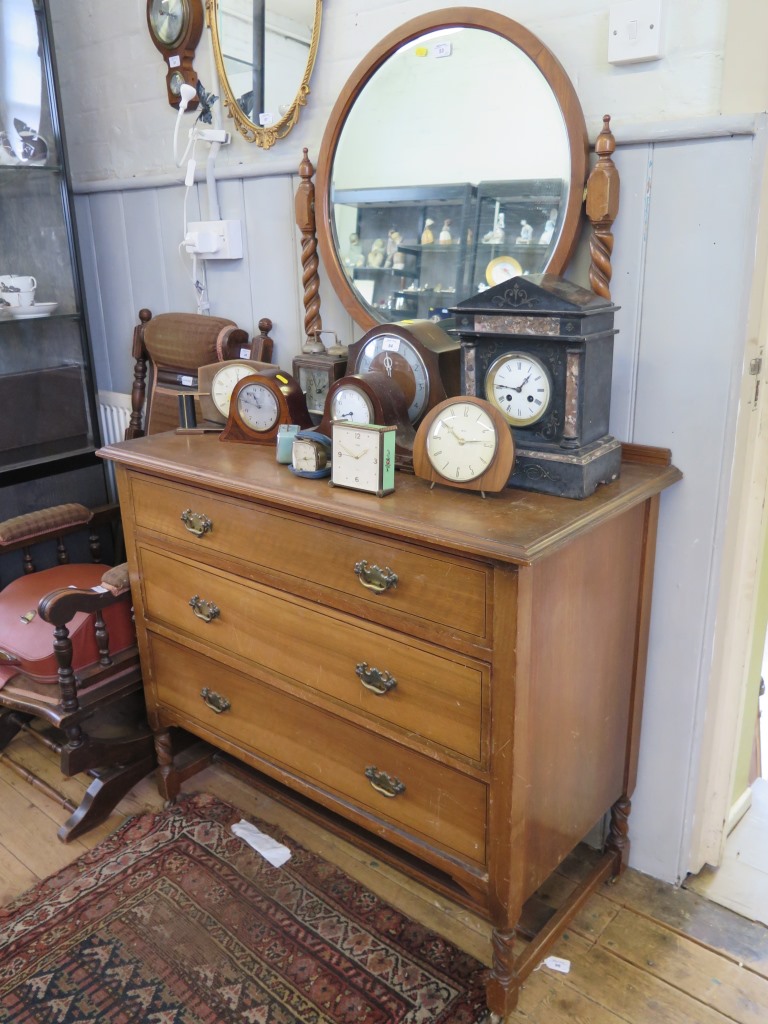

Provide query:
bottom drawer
left=148, top=634, right=487, bottom=865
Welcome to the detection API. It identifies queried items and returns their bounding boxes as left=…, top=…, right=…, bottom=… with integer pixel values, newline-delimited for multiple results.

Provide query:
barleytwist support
left=486, top=928, right=520, bottom=1018
left=586, top=115, right=620, bottom=300
left=295, top=148, right=324, bottom=352
left=606, top=794, right=631, bottom=870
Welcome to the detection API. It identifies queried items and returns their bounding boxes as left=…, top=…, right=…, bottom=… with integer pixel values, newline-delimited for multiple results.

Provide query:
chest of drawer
left=138, top=544, right=486, bottom=763
left=128, top=475, right=488, bottom=642
left=148, top=633, right=487, bottom=865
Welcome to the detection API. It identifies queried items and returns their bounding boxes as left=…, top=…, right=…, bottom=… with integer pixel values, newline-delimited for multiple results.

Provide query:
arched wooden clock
left=345, top=320, right=460, bottom=427
left=146, top=0, right=204, bottom=108
left=220, top=369, right=313, bottom=444
left=317, top=371, right=416, bottom=469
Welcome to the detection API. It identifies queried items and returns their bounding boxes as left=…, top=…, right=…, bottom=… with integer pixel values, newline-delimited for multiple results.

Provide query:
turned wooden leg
left=606, top=794, right=631, bottom=872
left=486, top=927, right=521, bottom=1019
left=153, top=728, right=181, bottom=803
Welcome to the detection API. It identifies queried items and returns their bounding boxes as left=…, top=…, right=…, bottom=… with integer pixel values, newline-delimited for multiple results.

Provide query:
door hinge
left=750, top=357, right=762, bottom=405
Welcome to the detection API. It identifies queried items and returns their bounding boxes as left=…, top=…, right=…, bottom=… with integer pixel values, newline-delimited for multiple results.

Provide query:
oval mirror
left=316, top=9, right=588, bottom=329
left=209, top=0, right=321, bottom=149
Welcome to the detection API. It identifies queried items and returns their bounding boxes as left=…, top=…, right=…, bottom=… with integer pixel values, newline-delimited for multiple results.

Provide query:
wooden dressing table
left=102, top=432, right=679, bottom=1018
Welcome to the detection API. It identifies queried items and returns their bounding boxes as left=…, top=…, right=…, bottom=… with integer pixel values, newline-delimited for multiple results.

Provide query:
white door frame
left=686, top=120, right=768, bottom=872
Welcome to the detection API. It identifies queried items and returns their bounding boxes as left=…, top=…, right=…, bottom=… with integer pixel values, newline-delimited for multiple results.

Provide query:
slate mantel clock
left=146, top=0, right=204, bottom=108
left=451, top=274, right=622, bottom=498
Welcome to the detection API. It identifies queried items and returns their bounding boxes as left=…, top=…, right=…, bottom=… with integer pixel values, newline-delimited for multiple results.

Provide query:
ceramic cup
left=0, top=275, right=37, bottom=306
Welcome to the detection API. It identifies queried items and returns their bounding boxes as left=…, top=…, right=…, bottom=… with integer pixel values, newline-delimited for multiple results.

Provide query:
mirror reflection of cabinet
left=0, top=0, right=100, bottom=477
left=333, top=183, right=475, bottom=322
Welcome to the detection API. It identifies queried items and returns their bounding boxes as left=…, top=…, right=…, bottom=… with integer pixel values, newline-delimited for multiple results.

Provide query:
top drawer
left=128, top=475, right=489, bottom=641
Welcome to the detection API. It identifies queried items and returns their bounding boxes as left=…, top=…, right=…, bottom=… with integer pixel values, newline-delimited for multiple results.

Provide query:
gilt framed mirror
left=207, top=0, right=321, bottom=148
left=315, top=9, right=590, bottom=330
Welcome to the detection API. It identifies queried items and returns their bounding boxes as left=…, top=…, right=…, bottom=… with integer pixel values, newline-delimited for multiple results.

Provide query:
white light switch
left=608, top=0, right=663, bottom=65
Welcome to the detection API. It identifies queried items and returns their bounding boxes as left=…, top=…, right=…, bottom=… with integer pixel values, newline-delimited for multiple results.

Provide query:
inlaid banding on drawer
left=138, top=545, right=485, bottom=763
left=129, top=476, right=488, bottom=640
left=148, top=634, right=487, bottom=865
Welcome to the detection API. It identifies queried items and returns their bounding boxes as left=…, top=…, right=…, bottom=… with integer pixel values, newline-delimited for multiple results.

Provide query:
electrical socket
left=185, top=220, right=243, bottom=259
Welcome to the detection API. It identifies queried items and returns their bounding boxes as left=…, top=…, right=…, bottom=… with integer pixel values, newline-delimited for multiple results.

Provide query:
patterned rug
left=0, top=793, right=488, bottom=1023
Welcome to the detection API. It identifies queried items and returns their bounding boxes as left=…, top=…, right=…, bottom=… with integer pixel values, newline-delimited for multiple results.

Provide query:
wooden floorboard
left=1, top=745, right=766, bottom=1022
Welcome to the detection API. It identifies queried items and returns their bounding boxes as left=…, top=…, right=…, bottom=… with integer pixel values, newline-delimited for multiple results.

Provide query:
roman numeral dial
left=485, top=352, right=552, bottom=427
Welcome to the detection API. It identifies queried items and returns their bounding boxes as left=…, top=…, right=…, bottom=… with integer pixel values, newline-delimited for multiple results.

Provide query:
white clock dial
left=298, top=367, right=329, bottom=414
left=150, top=0, right=187, bottom=46
left=356, top=334, right=429, bottom=423
left=485, top=353, right=552, bottom=427
left=236, top=382, right=279, bottom=431
left=332, top=424, right=380, bottom=491
left=210, top=363, right=257, bottom=418
left=426, top=401, right=498, bottom=482
left=330, top=386, right=374, bottom=425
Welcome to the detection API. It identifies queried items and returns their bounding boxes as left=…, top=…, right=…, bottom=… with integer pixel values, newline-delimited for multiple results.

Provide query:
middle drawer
left=138, top=544, right=486, bottom=764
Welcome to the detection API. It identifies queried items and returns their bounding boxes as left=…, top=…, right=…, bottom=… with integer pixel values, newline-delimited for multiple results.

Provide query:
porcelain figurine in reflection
left=385, top=229, right=402, bottom=268
left=344, top=232, right=364, bottom=267
left=367, top=238, right=386, bottom=267
left=516, top=219, right=533, bottom=243
left=439, top=219, right=452, bottom=244
left=539, top=208, right=558, bottom=245
left=483, top=211, right=505, bottom=244
left=421, top=218, right=435, bottom=245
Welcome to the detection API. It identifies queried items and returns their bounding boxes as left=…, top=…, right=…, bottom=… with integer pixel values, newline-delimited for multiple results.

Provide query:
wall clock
left=317, top=371, right=416, bottom=470
left=331, top=422, right=396, bottom=496
left=146, top=0, right=204, bottom=108
left=197, top=359, right=275, bottom=425
left=452, top=274, right=622, bottom=498
left=413, top=397, right=515, bottom=495
left=345, top=320, right=460, bottom=427
left=219, top=369, right=312, bottom=444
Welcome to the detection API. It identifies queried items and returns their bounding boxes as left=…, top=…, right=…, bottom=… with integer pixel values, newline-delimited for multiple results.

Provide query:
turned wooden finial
left=586, top=115, right=620, bottom=300
left=295, top=149, right=324, bottom=352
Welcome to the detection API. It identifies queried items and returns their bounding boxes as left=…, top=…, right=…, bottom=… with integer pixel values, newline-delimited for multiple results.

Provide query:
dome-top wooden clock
left=146, top=0, right=203, bottom=108
left=451, top=274, right=622, bottom=498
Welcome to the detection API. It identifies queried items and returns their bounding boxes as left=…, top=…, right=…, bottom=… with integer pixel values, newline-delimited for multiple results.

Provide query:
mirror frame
left=316, top=8, right=590, bottom=330
left=207, top=0, right=322, bottom=149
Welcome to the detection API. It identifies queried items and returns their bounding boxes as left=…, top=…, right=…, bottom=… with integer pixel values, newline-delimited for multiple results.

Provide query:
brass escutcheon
left=364, top=765, right=405, bottom=798
left=189, top=595, right=220, bottom=623
left=355, top=662, right=397, bottom=695
left=200, top=688, right=231, bottom=714
left=354, top=560, right=398, bottom=594
left=180, top=508, right=213, bottom=537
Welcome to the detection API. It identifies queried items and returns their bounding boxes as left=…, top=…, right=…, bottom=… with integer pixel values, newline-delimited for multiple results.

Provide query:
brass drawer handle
left=354, top=560, right=398, bottom=595
left=200, top=688, right=231, bottom=714
left=181, top=508, right=213, bottom=537
left=189, top=595, right=220, bottom=623
left=356, top=662, right=397, bottom=696
left=365, top=766, right=405, bottom=798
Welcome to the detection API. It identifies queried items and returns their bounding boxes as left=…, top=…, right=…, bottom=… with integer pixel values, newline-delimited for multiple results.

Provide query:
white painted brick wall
left=48, top=0, right=731, bottom=187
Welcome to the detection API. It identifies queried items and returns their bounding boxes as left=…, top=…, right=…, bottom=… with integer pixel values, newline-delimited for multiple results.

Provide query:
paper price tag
left=542, top=956, right=571, bottom=974
left=382, top=338, right=400, bottom=352
left=168, top=55, right=181, bottom=68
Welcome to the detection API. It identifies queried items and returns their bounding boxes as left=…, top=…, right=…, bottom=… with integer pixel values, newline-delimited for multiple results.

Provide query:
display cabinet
left=0, top=0, right=101, bottom=481
left=331, top=183, right=476, bottom=322
left=468, top=178, right=568, bottom=290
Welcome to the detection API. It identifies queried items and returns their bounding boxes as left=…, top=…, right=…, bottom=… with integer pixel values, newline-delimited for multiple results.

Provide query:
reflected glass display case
left=331, top=183, right=476, bottom=323
left=0, top=0, right=101, bottom=480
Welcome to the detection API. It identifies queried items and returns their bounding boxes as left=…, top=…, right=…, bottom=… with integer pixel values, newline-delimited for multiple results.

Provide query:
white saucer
left=10, top=302, right=58, bottom=318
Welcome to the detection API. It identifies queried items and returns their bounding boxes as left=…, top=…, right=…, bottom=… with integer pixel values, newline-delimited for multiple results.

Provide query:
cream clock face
left=330, top=385, right=374, bottom=425
left=485, top=352, right=552, bottom=427
left=236, top=381, right=280, bottom=432
left=149, top=0, right=187, bottom=47
left=425, top=401, right=499, bottom=482
left=355, top=334, right=429, bottom=423
left=210, top=363, right=260, bottom=419
left=332, top=424, right=381, bottom=492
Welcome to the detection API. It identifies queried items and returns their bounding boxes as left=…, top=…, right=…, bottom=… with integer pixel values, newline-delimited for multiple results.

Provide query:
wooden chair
left=0, top=503, right=154, bottom=842
left=127, top=308, right=275, bottom=438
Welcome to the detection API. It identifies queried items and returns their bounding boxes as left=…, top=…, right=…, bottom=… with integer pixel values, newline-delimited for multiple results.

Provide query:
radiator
left=98, top=391, right=132, bottom=500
